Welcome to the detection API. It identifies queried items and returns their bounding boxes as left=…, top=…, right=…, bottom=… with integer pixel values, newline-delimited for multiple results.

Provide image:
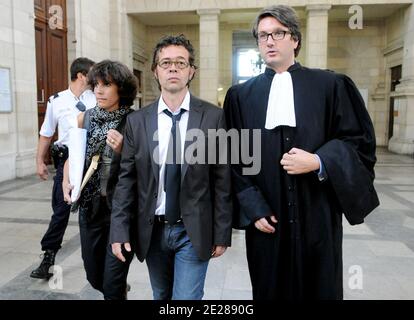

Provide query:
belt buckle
left=156, top=216, right=182, bottom=224
left=156, top=215, right=167, bottom=224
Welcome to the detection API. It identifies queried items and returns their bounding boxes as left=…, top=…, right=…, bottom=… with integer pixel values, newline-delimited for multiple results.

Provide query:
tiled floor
left=0, top=147, right=413, bottom=300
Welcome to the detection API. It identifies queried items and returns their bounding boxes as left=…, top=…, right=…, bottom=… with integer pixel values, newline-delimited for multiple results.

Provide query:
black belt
left=51, top=145, right=68, bottom=160
left=50, top=145, right=68, bottom=168
left=155, top=215, right=182, bottom=225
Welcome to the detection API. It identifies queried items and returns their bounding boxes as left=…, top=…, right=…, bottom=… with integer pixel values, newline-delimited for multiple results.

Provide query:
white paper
left=68, top=127, right=87, bottom=202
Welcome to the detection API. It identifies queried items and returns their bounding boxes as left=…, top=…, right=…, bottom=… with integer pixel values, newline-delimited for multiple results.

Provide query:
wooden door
left=35, top=0, right=68, bottom=163
left=35, top=19, right=48, bottom=132
left=35, top=0, right=67, bottom=132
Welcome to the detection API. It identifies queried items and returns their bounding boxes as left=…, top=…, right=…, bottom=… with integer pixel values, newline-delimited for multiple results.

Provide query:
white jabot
left=265, top=71, right=296, bottom=130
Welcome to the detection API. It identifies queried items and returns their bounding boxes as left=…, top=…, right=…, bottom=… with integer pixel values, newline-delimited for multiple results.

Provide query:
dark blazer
left=110, top=95, right=232, bottom=261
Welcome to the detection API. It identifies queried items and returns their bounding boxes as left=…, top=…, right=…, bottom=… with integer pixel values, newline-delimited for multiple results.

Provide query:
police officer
left=31, top=57, right=96, bottom=279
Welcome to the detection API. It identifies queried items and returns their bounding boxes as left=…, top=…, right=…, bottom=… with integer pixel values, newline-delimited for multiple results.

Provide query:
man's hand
left=211, top=245, right=227, bottom=258
left=112, top=242, right=131, bottom=262
left=37, top=162, right=49, bottom=180
left=280, top=148, right=320, bottom=175
left=36, top=135, right=53, bottom=181
left=254, top=215, right=278, bottom=233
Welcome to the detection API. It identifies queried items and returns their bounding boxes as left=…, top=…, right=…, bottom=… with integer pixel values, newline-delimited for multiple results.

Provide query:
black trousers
left=41, top=159, right=71, bottom=252
left=79, top=197, right=134, bottom=300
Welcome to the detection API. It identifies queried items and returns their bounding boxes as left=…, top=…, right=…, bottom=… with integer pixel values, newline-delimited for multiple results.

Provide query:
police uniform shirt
left=39, top=88, right=96, bottom=147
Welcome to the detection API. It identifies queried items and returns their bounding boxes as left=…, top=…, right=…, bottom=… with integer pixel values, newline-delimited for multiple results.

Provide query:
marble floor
left=0, top=147, right=413, bottom=300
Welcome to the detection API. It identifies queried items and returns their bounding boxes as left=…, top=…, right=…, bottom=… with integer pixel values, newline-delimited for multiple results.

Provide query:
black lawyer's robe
left=223, top=63, right=379, bottom=300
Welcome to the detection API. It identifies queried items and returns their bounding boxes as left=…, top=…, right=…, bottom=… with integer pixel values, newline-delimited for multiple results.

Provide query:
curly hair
left=88, top=60, right=138, bottom=107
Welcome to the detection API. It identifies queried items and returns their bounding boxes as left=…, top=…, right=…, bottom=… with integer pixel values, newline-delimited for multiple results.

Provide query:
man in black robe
left=223, top=5, right=379, bottom=300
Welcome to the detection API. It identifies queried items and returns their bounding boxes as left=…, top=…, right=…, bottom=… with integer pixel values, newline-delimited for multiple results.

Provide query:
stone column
left=305, top=4, right=331, bottom=69
left=110, top=0, right=133, bottom=68
left=197, top=9, right=220, bottom=105
left=11, top=0, right=38, bottom=179
left=389, top=5, right=414, bottom=155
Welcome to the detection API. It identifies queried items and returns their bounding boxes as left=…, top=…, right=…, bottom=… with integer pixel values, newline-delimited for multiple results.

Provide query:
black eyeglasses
left=257, top=30, right=292, bottom=43
left=157, top=60, right=190, bottom=70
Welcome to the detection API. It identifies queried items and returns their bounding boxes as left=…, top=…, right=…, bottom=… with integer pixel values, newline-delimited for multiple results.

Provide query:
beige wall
left=68, top=0, right=134, bottom=66
left=125, top=0, right=413, bottom=13
left=77, top=0, right=111, bottom=61
left=110, top=0, right=134, bottom=67
left=328, top=20, right=387, bottom=146
left=67, top=0, right=112, bottom=64
left=131, top=17, right=147, bottom=108
left=386, top=8, right=406, bottom=44
left=0, top=0, right=38, bottom=182
left=383, top=8, right=405, bottom=145
left=388, top=4, right=414, bottom=155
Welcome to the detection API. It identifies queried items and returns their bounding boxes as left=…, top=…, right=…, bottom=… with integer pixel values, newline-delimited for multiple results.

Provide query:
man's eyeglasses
left=257, top=30, right=291, bottom=43
left=157, top=60, right=190, bottom=70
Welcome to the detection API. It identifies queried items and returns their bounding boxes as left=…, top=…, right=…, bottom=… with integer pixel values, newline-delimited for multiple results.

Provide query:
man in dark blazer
left=110, top=34, right=232, bottom=300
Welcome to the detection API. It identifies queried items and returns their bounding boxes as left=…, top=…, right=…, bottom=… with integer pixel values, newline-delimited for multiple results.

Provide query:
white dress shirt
left=155, top=91, right=190, bottom=216
left=39, top=88, right=96, bottom=147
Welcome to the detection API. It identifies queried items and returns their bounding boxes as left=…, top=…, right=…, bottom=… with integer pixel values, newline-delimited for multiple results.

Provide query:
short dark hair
left=70, top=57, right=95, bottom=81
left=252, top=5, right=302, bottom=57
left=151, top=34, right=197, bottom=72
left=88, top=60, right=138, bottom=107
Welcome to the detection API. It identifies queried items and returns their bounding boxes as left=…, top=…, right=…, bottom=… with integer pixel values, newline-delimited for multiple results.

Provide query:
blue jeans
left=145, top=221, right=209, bottom=300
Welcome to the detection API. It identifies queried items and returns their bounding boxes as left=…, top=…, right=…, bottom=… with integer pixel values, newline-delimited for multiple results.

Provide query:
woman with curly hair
left=63, top=60, right=137, bottom=299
